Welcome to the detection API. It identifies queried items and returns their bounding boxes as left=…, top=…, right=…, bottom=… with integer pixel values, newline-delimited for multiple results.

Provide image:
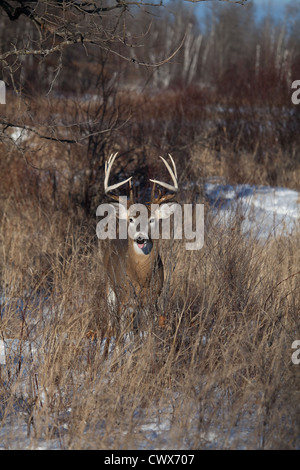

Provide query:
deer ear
left=110, top=202, right=128, bottom=220
left=156, top=202, right=177, bottom=220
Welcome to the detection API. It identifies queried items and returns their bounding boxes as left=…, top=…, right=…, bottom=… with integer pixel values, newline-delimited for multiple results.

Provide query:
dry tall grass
left=1, top=2, right=300, bottom=449
left=0, top=188, right=299, bottom=449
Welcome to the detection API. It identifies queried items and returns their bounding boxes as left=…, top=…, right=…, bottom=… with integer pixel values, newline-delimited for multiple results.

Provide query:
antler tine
left=149, top=154, right=178, bottom=195
left=104, top=152, right=133, bottom=200
left=167, top=153, right=177, bottom=180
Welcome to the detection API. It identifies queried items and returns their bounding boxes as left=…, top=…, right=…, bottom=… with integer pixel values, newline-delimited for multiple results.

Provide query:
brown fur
left=103, top=237, right=164, bottom=324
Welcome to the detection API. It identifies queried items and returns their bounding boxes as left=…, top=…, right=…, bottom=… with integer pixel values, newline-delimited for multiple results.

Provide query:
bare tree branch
left=0, top=0, right=248, bottom=77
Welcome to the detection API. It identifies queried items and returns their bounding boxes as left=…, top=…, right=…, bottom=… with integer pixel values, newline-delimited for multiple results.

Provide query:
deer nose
left=134, top=235, right=153, bottom=255
left=136, top=236, right=146, bottom=245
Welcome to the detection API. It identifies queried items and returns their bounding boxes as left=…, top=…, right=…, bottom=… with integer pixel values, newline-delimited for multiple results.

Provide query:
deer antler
left=149, top=154, right=178, bottom=204
left=104, top=152, right=133, bottom=204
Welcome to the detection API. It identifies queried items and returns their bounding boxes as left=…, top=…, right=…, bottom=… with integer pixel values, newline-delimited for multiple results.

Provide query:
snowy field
left=0, top=181, right=299, bottom=450
left=205, top=181, right=299, bottom=238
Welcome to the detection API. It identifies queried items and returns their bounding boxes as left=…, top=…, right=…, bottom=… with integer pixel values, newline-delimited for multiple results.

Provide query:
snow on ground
left=0, top=182, right=299, bottom=449
left=205, top=181, right=299, bottom=237
left=7, top=127, right=30, bottom=143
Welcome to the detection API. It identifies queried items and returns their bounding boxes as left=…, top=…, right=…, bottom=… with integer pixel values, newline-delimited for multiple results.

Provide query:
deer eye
left=129, top=217, right=134, bottom=224
left=149, top=217, right=155, bottom=224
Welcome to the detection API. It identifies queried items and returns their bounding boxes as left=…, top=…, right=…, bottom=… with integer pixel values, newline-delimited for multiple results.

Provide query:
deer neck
left=127, top=238, right=158, bottom=285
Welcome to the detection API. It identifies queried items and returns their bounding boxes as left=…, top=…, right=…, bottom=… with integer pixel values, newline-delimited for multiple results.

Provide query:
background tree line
left=0, top=0, right=299, bottom=219
left=1, top=1, right=299, bottom=99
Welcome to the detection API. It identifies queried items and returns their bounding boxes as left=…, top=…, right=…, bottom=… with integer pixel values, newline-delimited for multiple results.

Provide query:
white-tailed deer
left=103, top=152, right=178, bottom=343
